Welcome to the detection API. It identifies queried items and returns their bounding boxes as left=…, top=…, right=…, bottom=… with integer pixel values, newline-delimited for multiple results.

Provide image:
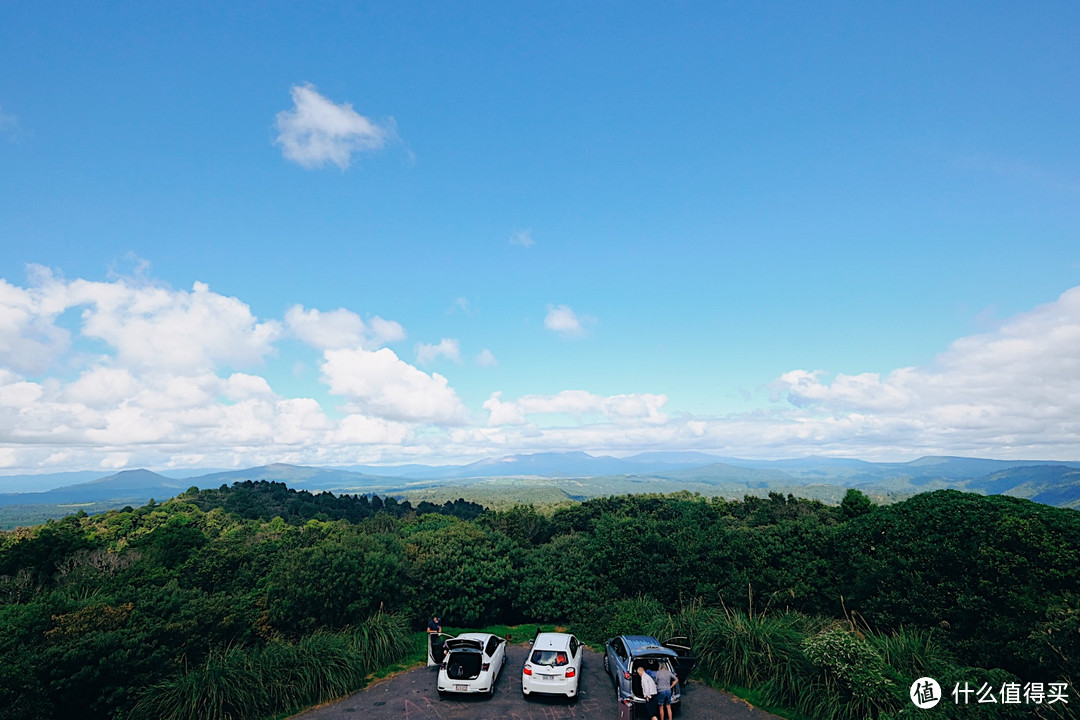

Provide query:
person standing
left=636, top=665, right=659, bottom=720
left=652, top=663, right=678, bottom=720
left=425, top=615, right=445, bottom=667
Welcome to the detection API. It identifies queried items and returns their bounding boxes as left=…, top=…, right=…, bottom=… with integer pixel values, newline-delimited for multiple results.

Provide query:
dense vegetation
left=1, top=483, right=1076, bottom=719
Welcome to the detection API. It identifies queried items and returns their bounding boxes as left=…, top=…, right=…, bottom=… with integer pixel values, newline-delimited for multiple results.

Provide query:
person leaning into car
left=635, top=666, right=659, bottom=720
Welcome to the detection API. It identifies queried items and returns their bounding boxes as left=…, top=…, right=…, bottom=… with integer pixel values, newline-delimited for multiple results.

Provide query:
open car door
left=662, top=636, right=697, bottom=682
left=427, top=632, right=453, bottom=666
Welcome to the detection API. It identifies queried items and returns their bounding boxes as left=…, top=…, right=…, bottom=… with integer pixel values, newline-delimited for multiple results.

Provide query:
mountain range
left=1, top=452, right=1078, bottom=526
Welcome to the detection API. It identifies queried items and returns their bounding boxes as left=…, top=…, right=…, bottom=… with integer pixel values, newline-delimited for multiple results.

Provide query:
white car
left=436, top=632, right=507, bottom=696
left=522, top=632, right=583, bottom=699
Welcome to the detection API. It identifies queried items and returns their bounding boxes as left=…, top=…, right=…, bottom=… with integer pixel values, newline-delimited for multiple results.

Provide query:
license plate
left=541, top=674, right=556, bottom=680
left=455, top=684, right=468, bottom=691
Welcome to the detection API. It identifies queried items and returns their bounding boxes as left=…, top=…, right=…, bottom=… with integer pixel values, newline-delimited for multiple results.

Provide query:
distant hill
left=1, top=452, right=1077, bottom=526
left=0, top=469, right=193, bottom=506
left=193, top=463, right=403, bottom=492
left=985, top=465, right=1080, bottom=508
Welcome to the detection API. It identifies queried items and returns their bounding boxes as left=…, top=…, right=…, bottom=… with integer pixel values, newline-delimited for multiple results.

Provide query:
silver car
left=603, top=635, right=696, bottom=707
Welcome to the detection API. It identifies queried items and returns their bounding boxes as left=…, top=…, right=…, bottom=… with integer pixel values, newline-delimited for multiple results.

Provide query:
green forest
left=1, top=481, right=1077, bottom=719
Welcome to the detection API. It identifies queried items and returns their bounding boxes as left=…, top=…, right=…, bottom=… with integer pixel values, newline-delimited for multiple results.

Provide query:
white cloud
left=321, top=347, right=469, bottom=424
left=415, top=338, right=461, bottom=365
left=275, top=84, right=392, bottom=170
left=510, top=229, right=535, bottom=248
left=332, top=413, right=412, bottom=445
left=286, top=305, right=404, bottom=350
left=68, top=280, right=280, bottom=374
left=0, top=370, right=43, bottom=408
left=4, top=267, right=1080, bottom=475
left=64, top=367, right=138, bottom=408
left=482, top=391, right=527, bottom=426
left=544, top=304, right=590, bottom=337
left=369, top=316, right=407, bottom=344
left=484, top=390, right=668, bottom=427
left=0, top=277, right=71, bottom=374
left=224, top=373, right=275, bottom=401
left=475, top=349, right=497, bottom=367
left=765, top=285, right=1080, bottom=456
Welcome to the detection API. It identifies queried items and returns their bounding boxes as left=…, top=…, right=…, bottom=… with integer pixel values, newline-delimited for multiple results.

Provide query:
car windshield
left=531, top=650, right=569, bottom=666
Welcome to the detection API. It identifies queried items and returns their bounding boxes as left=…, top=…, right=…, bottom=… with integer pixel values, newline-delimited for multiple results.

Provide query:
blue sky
left=1, top=2, right=1079, bottom=477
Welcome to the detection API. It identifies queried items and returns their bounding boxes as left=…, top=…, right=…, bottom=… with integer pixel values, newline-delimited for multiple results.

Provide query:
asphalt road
left=292, top=645, right=782, bottom=720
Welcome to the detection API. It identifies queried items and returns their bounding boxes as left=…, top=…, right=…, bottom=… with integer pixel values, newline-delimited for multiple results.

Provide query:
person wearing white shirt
left=636, top=665, right=659, bottom=720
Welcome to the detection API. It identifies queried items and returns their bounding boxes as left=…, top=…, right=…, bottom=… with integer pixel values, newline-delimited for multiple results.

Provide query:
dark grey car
left=603, top=635, right=697, bottom=708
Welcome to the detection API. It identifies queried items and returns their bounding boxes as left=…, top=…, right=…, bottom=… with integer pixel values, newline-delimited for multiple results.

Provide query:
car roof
left=620, top=635, right=677, bottom=657
left=532, top=632, right=574, bottom=650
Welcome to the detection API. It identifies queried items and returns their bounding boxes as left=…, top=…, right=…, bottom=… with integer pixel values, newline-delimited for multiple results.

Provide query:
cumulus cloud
left=285, top=305, right=405, bottom=350
left=321, top=347, right=469, bottom=424
left=544, top=304, right=590, bottom=337
left=475, top=349, right=497, bottom=367
left=4, top=266, right=1080, bottom=475
left=415, top=338, right=461, bottom=365
left=0, top=277, right=71, bottom=374
left=766, top=286, right=1080, bottom=456
left=275, top=84, right=393, bottom=170
left=0, top=270, right=456, bottom=474
left=69, top=280, right=280, bottom=373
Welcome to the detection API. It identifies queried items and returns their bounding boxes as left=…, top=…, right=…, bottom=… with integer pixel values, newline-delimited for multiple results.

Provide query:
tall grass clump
left=346, top=607, right=410, bottom=673
left=868, top=626, right=964, bottom=685
left=128, top=643, right=263, bottom=720
left=695, top=607, right=822, bottom=707
left=129, top=611, right=411, bottom=720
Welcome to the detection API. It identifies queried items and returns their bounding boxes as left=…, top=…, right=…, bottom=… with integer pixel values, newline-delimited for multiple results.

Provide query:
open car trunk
left=629, top=656, right=681, bottom=701
left=445, top=650, right=483, bottom=680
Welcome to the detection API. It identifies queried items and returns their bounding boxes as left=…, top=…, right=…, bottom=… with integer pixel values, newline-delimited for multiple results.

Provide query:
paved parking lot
left=293, top=644, right=781, bottom=720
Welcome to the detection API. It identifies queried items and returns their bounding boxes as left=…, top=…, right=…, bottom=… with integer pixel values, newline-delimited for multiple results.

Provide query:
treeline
left=185, top=480, right=486, bottom=524
left=0, top=485, right=1077, bottom=719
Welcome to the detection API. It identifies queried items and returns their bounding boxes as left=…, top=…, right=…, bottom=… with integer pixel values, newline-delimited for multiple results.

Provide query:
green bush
left=800, top=627, right=904, bottom=719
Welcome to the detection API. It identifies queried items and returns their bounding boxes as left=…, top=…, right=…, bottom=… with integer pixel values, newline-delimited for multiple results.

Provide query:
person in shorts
left=652, top=662, right=678, bottom=720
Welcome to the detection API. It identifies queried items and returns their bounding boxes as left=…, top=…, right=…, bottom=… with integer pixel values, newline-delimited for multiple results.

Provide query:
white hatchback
left=522, top=632, right=583, bottom=699
left=435, top=632, right=507, bottom=696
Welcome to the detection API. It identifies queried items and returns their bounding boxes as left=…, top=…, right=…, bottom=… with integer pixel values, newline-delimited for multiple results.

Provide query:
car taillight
left=483, top=663, right=490, bottom=671
left=523, top=666, right=532, bottom=675
left=566, top=667, right=576, bottom=678
left=623, top=671, right=631, bottom=680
